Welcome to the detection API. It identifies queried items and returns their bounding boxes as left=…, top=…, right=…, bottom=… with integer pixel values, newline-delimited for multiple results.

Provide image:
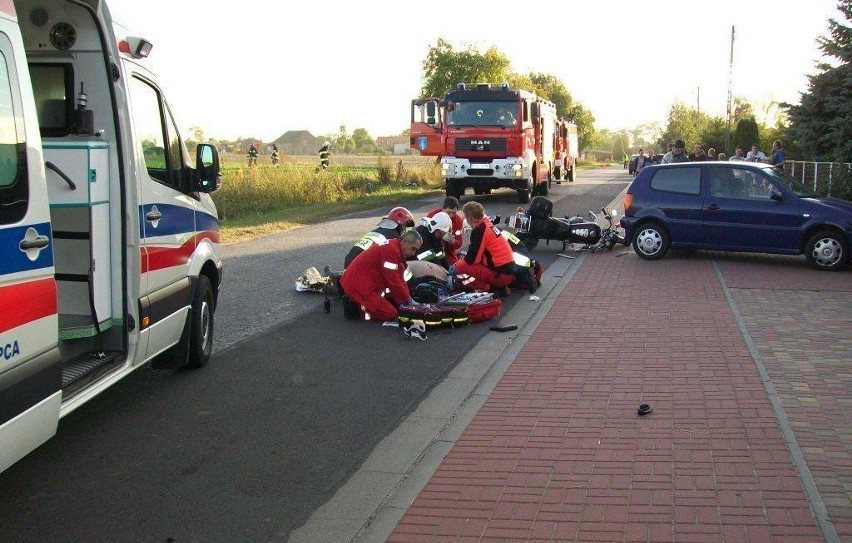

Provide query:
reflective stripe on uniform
left=403, top=269, right=413, bottom=282
left=383, top=261, right=399, bottom=270
left=500, top=230, right=522, bottom=245
left=513, top=253, right=531, bottom=267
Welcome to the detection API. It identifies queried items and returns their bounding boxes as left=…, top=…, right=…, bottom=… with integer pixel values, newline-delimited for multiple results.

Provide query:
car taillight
left=622, top=193, right=633, bottom=212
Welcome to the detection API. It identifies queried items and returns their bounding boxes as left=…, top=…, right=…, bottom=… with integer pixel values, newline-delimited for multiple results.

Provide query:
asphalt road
left=0, top=167, right=630, bottom=542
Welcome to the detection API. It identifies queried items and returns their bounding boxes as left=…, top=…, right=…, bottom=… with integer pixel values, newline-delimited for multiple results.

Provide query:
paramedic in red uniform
left=453, top=201, right=515, bottom=295
left=340, top=230, right=422, bottom=321
left=425, top=197, right=464, bottom=264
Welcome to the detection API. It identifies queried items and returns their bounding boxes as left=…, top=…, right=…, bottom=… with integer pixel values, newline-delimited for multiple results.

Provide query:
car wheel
left=805, top=230, right=849, bottom=271
left=632, top=223, right=670, bottom=260
left=186, top=275, right=214, bottom=368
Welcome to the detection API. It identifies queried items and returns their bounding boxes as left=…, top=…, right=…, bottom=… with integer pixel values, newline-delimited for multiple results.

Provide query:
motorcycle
left=506, top=196, right=623, bottom=252
left=586, top=208, right=625, bottom=252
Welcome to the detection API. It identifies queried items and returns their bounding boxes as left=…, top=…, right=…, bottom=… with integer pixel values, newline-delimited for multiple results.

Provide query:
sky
left=109, top=0, right=840, bottom=143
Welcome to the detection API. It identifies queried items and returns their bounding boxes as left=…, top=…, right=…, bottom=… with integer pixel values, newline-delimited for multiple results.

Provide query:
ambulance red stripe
left=140, top=231, right=220, bottom=274
left=0, top=278, right=57, bottom=334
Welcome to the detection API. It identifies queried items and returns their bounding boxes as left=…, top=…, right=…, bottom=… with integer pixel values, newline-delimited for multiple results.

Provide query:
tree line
left=186, top=1, right=850, bottom=166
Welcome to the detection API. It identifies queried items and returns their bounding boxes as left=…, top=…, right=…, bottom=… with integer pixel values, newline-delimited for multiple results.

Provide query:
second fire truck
left=411, top=83, right=562, bottom=203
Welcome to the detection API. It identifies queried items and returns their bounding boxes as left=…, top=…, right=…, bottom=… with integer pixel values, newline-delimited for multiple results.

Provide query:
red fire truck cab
left=411, top=83, right=558, bottom=203
left=553, top=119, right=579, bottom=183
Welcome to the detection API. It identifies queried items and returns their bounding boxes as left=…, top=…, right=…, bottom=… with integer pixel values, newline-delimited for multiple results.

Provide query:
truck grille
left=455, top=138, right=507, bottom=152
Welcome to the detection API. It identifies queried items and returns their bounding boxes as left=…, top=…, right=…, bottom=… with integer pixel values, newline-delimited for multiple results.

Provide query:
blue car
left=620, top=162, right=852, bottom=271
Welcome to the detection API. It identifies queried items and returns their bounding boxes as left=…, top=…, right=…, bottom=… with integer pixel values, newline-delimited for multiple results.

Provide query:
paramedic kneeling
left=340, top=230, right=423, bottom=321
left=453, top=201, right=515, bottom=295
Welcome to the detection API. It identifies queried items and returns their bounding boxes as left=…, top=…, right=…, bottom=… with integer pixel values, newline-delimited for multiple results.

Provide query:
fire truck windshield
left=447, top=101, right=518, bottom=128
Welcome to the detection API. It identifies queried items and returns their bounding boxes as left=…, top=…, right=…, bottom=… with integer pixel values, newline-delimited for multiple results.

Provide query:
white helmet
left=426, top=212, right=452, bottom=234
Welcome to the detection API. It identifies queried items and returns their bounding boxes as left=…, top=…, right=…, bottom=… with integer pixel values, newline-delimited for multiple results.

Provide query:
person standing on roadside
left=746, top=144, right=767, bottom=163
left=318, top=141, right=331, bottom=170
left=689, top=143, right=712, bottom=161
left=730, top=146, right=747, bottom=161
left=769, top=140, right=786, bottom=168
left=661, top=139, right=690, bottom=164
left=634, top=149, right=647, bottom=175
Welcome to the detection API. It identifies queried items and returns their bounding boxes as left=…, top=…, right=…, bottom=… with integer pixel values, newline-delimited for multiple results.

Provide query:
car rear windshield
left=649, top=167, right=701, bottom=195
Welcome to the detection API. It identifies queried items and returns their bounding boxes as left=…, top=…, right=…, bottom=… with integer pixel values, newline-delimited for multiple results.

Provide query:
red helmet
left=387, top=206, right=415, bottom=228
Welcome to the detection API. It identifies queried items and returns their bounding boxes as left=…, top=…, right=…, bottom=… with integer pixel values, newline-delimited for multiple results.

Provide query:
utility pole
left=696, top=86, right=701, bottom=134
left=725, top=25, right=735, bottom=154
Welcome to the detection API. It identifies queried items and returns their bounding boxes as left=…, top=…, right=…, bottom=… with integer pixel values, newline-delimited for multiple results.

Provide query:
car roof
left=648, top=161, right=770, bottom=171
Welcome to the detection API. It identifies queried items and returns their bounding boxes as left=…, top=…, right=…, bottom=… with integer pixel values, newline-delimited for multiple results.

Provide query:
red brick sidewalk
left=388, top=251, right=847, bottom=542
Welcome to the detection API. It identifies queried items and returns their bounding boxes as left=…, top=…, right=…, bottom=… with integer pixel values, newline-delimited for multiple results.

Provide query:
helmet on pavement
left=385, top=206, right=415, bottom=228
left=426, top=212, right=452, bottom=234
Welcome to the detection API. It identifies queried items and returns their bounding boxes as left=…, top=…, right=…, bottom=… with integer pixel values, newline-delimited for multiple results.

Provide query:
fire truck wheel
left=186, top=275, right=214, bottom=368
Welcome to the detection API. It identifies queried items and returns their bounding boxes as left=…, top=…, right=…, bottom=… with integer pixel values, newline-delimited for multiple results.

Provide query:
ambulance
left=0, top=0, right=223, bottom=473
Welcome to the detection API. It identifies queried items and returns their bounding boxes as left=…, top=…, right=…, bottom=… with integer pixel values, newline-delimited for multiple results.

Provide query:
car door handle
left=707, top=204, right=720, bottom=211
left=19, top=235, right=50, bottom=250
left=146, top=210, right=162, bottom=221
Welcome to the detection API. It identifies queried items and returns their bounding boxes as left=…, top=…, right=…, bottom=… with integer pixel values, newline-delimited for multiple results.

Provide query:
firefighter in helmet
left=318, top=141, right=331, bottom=170
left=247, top=143, right=258, bottom=167
left=343, top=206, right=415, bottom=268
left=411, top=211, right=453, bottom=270
left=425, top=197, right=464, bottom=265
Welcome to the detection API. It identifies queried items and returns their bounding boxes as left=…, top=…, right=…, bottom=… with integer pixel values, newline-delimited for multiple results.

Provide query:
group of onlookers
left=655, top=139, right=786, bottom=168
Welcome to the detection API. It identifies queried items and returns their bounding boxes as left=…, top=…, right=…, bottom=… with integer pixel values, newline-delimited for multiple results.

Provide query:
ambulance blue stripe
left=0, top=223, right=54, bottom=276
left=138, top=203, right=219, bottom=238
left=195, top=210, right=219, bottom=233
left=138, top=203, right=195, bottom=238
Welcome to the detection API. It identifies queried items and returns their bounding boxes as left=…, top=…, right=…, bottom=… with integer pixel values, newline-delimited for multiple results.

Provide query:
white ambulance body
left=0, top=0, right=223, bottom=473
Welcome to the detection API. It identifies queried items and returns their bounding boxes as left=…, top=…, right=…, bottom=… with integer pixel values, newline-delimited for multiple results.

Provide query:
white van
left=0, top=0, right=223, bottom=473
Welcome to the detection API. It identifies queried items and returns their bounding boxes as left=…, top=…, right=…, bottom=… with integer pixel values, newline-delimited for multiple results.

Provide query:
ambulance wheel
left=186, top=275, right=214, bottom=368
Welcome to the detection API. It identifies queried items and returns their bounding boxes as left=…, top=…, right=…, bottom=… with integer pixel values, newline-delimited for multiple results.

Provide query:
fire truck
left=553, top=119, right=579, bottom=183
left=410, top=83, right=558, bottom=203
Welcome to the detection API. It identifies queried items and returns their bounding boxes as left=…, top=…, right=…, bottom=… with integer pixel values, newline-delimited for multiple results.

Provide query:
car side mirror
left=770, top=190, right=784, bottom=202
left=195, top=143, right=221, bottom=193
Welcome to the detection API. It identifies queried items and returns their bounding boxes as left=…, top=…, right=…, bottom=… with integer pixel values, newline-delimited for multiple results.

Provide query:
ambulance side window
left=129, top=75, right=189, bottom=191
left=0, top=42, right=29, bottom=225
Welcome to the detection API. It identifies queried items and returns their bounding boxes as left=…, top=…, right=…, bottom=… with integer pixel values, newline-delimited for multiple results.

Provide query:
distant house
left=377, top=136, right=409, bottom=155
left=273, top=130, right=320, bottom=155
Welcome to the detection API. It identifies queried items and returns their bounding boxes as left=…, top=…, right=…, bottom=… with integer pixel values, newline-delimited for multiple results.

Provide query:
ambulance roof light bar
left=118, top=37, right=153, bottom=59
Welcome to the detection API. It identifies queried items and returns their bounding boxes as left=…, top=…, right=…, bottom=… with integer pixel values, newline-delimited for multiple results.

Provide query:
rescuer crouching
left=339, top=230, right=423, bottom=321
left=450, top=201, right=516, bottom=297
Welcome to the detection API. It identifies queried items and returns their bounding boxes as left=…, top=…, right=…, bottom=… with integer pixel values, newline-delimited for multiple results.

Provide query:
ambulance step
left=62, top=351, right=122, bottom=389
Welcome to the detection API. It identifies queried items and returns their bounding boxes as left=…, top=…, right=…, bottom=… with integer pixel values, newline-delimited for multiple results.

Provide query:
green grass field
left=213, top=157, right=443, bottom=243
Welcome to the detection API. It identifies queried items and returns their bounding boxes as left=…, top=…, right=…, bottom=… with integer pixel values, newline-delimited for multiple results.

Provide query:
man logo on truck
left=471, top=140, right=490, bottom=151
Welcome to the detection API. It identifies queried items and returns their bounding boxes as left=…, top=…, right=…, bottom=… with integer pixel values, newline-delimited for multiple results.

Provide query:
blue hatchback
left=620, top=162, right=852, bottom=270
